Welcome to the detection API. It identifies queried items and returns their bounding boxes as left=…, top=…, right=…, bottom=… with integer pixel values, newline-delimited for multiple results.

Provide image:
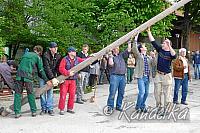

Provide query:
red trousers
left=58, top=80, right=76, bottom=110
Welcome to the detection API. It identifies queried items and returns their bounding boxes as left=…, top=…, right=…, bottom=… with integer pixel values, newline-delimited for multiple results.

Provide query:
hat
left=49, top=42, right=58, bottom=48
left=67, top=46, right=76, bottom=52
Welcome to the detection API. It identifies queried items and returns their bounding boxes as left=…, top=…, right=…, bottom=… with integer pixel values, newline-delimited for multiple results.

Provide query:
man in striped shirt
left=147, top=27, right=176, bottom=112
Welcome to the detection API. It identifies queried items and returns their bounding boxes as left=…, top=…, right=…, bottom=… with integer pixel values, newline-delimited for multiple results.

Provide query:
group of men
left=11, top=27, right=194, bottom=118
left=13, top=42, right=91, bottom=118
left=105, top=27, right=191, bottom=115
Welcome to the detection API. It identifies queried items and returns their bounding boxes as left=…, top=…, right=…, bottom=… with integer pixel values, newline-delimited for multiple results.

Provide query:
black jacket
left=77, top=52, right=90, bottom=72
left=43, top=49, right=62, bottom=80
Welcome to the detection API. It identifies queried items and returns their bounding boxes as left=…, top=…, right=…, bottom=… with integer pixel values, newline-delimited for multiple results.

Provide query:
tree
left=88, top=0, right=176, bottom=47
left=1, top=0, right=177, bottom=57
left=26, top=0, right=98, bottom=55
left=0, top=0, right=38, bottom=59
left=182, top=0, right=200, bottom=50
left=0, top=37, right=5, bottom=56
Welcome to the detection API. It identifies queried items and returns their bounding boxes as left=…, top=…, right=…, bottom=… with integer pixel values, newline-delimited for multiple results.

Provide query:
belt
left=113, top=74, right=125, bottom=76
left=157, top=71, right=167, bottom=75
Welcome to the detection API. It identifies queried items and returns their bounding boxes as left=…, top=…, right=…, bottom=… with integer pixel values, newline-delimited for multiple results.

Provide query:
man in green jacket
left=14, top=45, right=52, bottom=118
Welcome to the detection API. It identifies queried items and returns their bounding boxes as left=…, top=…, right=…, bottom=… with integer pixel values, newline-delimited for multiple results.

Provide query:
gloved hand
left=90, top=53, right=96, bottom=57
left=52, top=78, right=59, bottom=86
left=60, top=80, right=65, bottom=84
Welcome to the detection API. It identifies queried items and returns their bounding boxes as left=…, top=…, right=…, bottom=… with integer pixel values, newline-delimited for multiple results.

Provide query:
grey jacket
left=89, top=61, right=100, bottom=75
left=131, top=42, right=156, bottom=79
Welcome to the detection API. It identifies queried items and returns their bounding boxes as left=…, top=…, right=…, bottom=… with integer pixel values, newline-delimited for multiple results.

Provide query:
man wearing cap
left=147, top=27, right=176, bottom=112
left=39, top=42, right=62, bottom=116
left=173, top=48, right=191, bottom=105
left=14, top=45, right=52, bottom=118
left=58, top=46, right=85, bottom=115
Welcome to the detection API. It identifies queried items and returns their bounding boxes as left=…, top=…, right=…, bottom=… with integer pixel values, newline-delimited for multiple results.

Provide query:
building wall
left=189, top=33, right=200, bottom=52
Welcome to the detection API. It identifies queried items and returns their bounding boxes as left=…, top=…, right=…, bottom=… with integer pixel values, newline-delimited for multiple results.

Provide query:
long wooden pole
left=1, top=0, right=191, bottom=116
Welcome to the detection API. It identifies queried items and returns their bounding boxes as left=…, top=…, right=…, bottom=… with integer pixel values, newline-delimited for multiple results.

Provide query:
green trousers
left=14, top=80, right=37, bottom=114
left=127, top=67, right=134, bottom=83
left=14, top=93, right=37, bottom=114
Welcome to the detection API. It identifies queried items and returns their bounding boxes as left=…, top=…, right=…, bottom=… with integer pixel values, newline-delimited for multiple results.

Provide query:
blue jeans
left=173, top=74, right=189, bottom=103
left=107, top=74, right=126, bottom=109
left=136, top=76, right=150, bottom=110
left=194, top=64, right=200, bottom=79
left=39, top=78, right=53, bottom=111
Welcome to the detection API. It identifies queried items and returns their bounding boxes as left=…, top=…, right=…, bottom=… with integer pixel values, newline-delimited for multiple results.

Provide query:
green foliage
left=0, top=37, right=5, bottom=56
left=88, top=0, right=176, bottom=46
left=188, top=0, right=200, bottom=26
left=0, top=0, right=35, bottom=44
left=0, top=0, right=177, bottom=57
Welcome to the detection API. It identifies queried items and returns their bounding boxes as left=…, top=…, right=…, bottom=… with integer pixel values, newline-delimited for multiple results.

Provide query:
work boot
left=116, top=107, right=122, bottom=112
left=181, top=102, right=188, bottom=105
left=40, top=110, right=47, bottom=115
left=135, top=107, right=141, bottom=113
left=48, top=110, right=55, bottom=116
left=31, top=112, right=37, bottom=117
left=141, top=108, right=148, bottom=113
left=81, top=99, right=87, bottom=102
left=76, top=99, right=84, bottom=104
left=60, top=110, right=65, bottom=115
left=0, top=107, right=4, bottom=115
left=67, top=109, right=75, bottom=114
left=15, top=113, right=22, bottom=118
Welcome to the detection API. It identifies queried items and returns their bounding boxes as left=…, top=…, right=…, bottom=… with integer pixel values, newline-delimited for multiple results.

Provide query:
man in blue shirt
left=106, top=42, right=131, bottom=114
left=192, top=50, right=200, bottom=79
left=147, top=27, right=176, bottom=112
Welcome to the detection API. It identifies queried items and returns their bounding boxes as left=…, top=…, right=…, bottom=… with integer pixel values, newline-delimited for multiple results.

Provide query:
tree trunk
left=182, top=2, right=192, bottom=50
left=8, top=43, right=12, bottom=59
left=11, top=42, right=20, bottom=59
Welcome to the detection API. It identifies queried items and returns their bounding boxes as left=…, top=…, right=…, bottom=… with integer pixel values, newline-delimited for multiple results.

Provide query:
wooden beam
left=1, top=0, right=191, bottom=116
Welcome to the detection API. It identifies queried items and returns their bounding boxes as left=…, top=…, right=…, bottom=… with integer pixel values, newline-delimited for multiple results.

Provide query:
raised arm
left=127, top=39, right=131, bottom=52
left=146, top=27, right=162, bottom=52
left=107, top=51, right=114, bottom=67
left=147, top=27, right=155, bottom=42
left=167, top=39, right=176, bottom=57
left=131, top=33, right=140, bottom=58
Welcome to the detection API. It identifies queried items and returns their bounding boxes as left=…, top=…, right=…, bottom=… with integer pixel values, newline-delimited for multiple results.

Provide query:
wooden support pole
left=1, top=0, right=191, bottom=116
